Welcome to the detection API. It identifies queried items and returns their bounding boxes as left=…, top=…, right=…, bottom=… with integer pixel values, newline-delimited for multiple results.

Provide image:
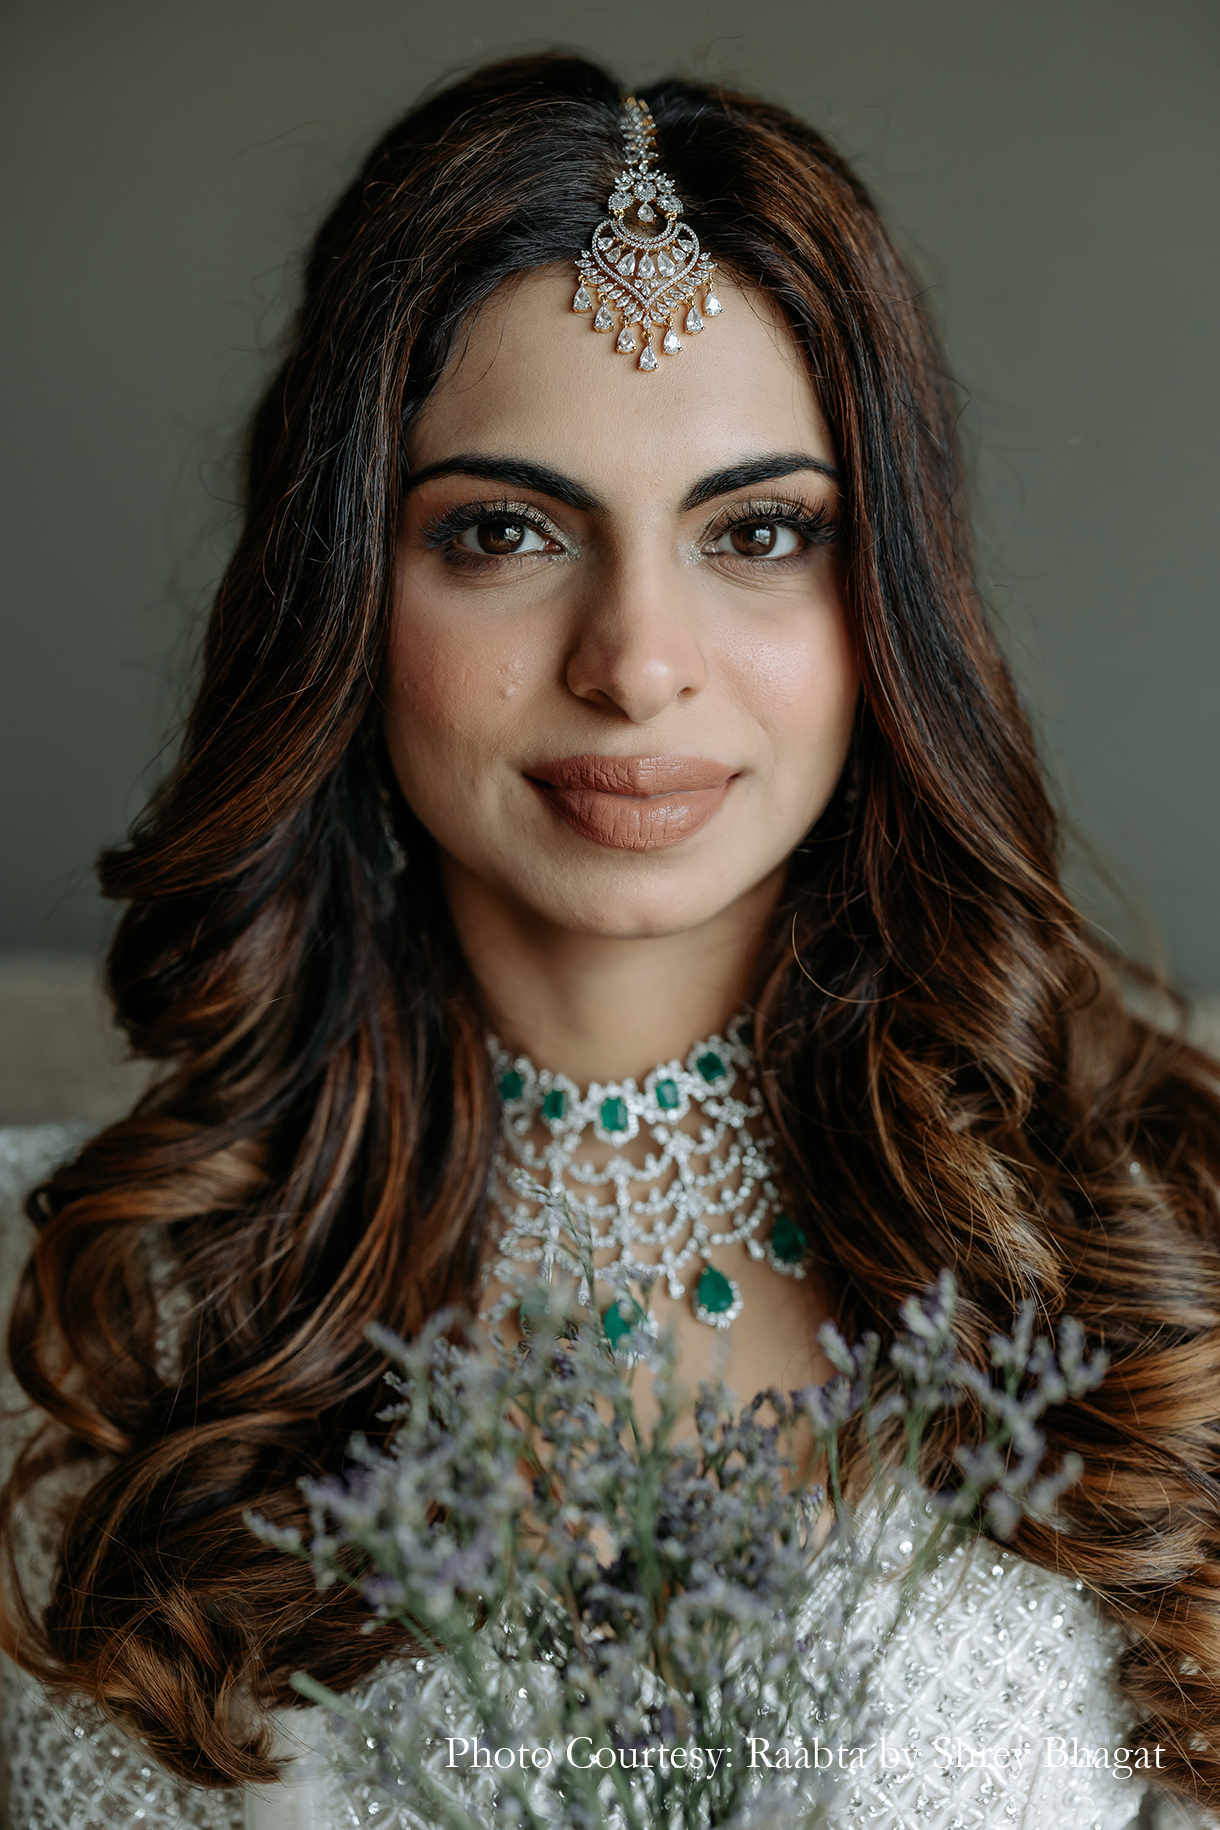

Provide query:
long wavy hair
left=4, top=50, right=1220, bottom=1805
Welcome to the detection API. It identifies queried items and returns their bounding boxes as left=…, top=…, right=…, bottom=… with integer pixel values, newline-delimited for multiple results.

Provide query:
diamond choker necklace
left=485, top=1018, right=810, bottom=1339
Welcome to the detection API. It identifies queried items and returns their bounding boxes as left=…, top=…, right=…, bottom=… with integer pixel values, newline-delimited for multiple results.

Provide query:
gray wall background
left=3, top=0, right=1217, bottom=988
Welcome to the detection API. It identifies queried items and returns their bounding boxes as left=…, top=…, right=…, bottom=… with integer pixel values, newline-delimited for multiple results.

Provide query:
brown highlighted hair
left=5, top=51, right=1220, bottom=1806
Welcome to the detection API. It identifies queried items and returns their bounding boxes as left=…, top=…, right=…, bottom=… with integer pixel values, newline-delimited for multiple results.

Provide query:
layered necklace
left=485, top=1017, right=810, bottom=1340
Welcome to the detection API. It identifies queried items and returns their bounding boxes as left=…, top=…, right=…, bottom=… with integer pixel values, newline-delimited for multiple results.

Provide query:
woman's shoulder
left=0, top=1124, right=86, bottom=1308
left=1, top=1124, right=89, bottom=1473
left=805, top=1505, right=1215, bottom=1830
left=0, top=1120, right=82, bottom=1208
left=0, top=1124, right=87, bottom=1194
left=0, top=1125, right=325, bottom=1830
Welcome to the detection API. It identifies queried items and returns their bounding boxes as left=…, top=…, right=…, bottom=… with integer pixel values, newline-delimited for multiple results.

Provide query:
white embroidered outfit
left=0, top=1126, right=1210, bottom=1830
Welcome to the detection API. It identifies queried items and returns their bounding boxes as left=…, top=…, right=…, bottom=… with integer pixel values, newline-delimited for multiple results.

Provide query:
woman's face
left=385, top=269, right=858, bottom=942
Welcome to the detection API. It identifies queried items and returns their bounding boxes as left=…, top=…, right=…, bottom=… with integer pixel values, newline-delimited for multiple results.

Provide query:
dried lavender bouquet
left=251, top=1263, right=1105, bottom=1830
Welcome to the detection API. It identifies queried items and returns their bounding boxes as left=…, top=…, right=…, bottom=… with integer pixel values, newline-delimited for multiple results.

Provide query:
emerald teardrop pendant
left=765, top=1213, right=809, bottom=1278
left=693, top=1264, right=743, bottom=1329
left=603, top=1295, right=650, bottom=1348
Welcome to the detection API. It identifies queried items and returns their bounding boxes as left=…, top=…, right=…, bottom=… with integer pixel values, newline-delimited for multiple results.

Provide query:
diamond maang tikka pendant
left=572, top=96, right=721, bottom=372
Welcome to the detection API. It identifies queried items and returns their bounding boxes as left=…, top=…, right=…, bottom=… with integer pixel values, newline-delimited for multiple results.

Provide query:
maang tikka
left=573, top=97, right=721, bottom=371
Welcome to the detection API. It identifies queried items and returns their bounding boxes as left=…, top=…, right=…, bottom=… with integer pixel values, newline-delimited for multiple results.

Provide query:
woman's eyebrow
left=681, top=453, right=840, bottom=510
left=402, top=450, right=840, bottom=516
left=404, top=455, right=603, bottom=512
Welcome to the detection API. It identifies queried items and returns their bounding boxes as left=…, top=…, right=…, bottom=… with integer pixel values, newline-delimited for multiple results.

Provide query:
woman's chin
left=489, top=854, right=785, bottom=944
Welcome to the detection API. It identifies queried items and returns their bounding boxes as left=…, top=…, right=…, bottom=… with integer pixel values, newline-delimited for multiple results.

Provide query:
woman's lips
left=525, top=754, right=736, bottom=851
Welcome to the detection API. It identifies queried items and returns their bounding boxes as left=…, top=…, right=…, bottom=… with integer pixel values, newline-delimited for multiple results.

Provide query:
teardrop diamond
left=617, top=251, right=636, bottom=277
left=637, top=254, right=656, bottom=280
left=616, top=326, right=637, bottom=354
left=638, top=343, right=658, bottom=371
left=657, top=249, right=676, bottom=278
left=593, top=305, right=614, bottom=332
left=662, top=327, right=681, bottom=355
left=704, top=289, right=722, bottom=316
left=637, top=203, right=656, bottom=224
left=572, top=284, right=593, bottom=313
left=685, top=305, right=704, bottom=334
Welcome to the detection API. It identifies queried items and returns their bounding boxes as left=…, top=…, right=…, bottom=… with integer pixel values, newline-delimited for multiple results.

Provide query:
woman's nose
left=563, top=558, right=708, bottom=723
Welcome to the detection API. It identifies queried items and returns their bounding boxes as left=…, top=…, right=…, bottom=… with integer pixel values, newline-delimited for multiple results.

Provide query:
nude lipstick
left=525, top=754, right=736, bottom=851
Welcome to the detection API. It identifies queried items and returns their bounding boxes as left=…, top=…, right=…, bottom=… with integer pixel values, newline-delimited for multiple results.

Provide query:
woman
left=3, top=51, right=1219, bottom=1830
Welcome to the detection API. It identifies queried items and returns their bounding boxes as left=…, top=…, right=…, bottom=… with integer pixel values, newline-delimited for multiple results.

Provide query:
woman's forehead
left=406, top=267, right=837, bottom=510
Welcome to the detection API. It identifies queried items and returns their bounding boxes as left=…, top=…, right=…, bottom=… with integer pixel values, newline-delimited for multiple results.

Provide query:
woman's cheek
left=385, top=595, right=497, bottom=750
left=721, top=609, right=858, bottom=730
left=382, top=589, right=556, bottom=823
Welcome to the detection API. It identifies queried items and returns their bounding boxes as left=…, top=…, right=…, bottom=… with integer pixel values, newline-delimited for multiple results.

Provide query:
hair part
left=5, top=50, right=1220, bottom=1807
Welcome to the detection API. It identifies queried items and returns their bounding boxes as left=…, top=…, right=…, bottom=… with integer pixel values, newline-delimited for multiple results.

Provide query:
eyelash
left=421, top=499, right=560, bottom=563
left=708, top=497, right=840, bottom=558
left=419, top=495, right=840, bottom=568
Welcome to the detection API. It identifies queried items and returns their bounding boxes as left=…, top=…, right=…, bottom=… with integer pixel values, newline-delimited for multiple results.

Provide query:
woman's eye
left=455, top=519, right=553, bottom=557
left=710, top=520, right=803, bottom=559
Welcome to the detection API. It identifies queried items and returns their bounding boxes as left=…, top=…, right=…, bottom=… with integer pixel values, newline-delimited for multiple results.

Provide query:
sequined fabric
left=3, top=1664, right=246, bottom=1830
left=0, top=1125, right=1210, bottom=1829
left=798, top=1511, right=1161, bottom=1828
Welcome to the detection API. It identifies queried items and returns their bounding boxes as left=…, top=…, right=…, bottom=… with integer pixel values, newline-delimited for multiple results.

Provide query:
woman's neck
left=440, top=854, right=785, bottom=1085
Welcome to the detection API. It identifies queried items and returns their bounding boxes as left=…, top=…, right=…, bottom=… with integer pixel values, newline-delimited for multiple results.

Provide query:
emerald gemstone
left=498, top=1069, right=524, bottom=1100
left=541, top=1089, right=567, bottom=1122
left=600, top=1096, right=628, bottom=1133
left=696, top=1051, right=725, bottom=1084
left=655, top=1078, right=680, bottom=1110
left=602, top=1296, right=646, bottom=1346
left=770, top=1213, right=808, bottom=1263
left=696, top=1265, right=735, bottom=1314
